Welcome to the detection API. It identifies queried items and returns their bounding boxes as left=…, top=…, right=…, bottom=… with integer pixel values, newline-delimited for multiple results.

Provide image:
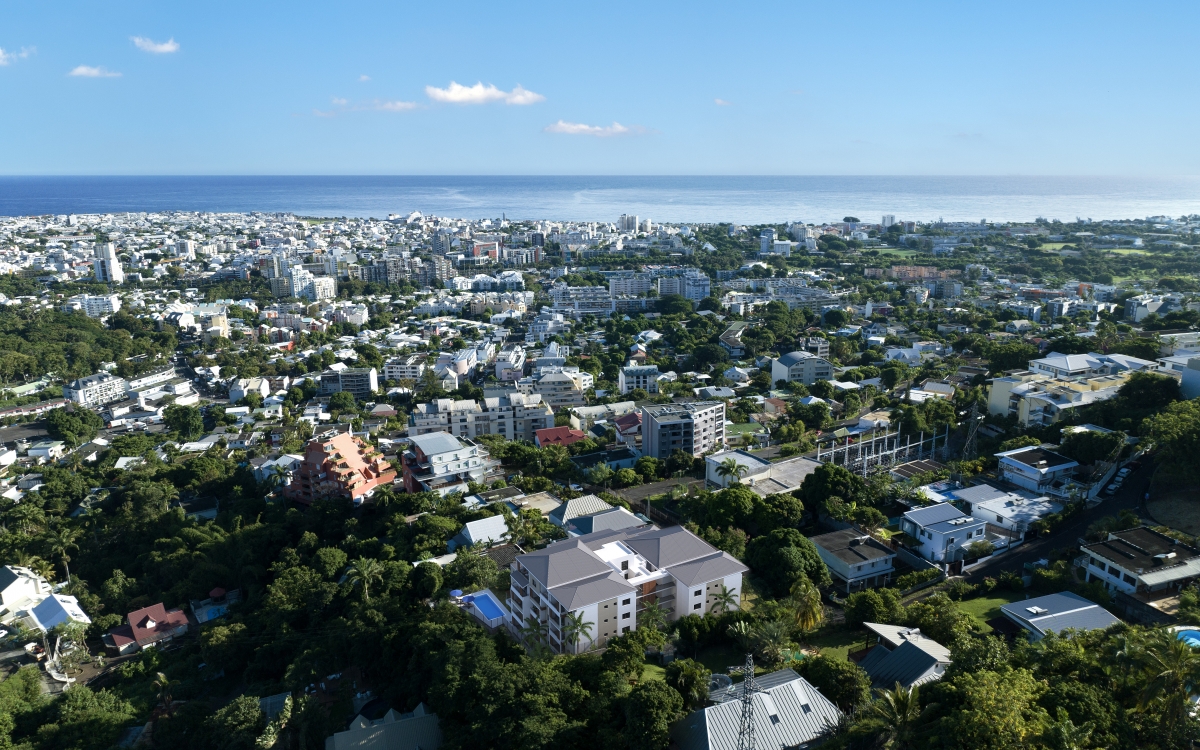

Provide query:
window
left=622, top=598, right=631, bottom=606
left=1123, top=574, right=1135, bottom=585
left=693, top=590, right=702, bottom=597
left=622, top=613, right=630, bottom=620
left=622, top=626, right=630, bottom=633
left=694, top=603, right=702, bottom=610
left=621, top=561, right=628, bottom=571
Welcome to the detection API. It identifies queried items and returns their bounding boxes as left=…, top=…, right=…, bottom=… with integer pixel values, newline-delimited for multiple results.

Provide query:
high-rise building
left=93, top=243, right=124, bottom=285
left=285, top=433, right=396, bottom=505
left=656, top=271, right=711, bottom=302
left=882, top=215, right=897, bottom=229
left=759, top=229, right=777, bottom=256
left=619, top=214, right=640, bottom=233
left=641, top=401, right=725, bottom=460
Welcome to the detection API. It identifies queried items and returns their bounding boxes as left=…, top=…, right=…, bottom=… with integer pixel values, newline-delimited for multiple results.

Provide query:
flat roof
left=810, top=529, right=895, bottom=565
left=1084, top=527, right=1200, bottom=573
left=998, top=446, right=1076, bottom=470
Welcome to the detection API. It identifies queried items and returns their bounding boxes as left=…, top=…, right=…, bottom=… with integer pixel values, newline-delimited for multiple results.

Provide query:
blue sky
left=1, top=1, right=1197, bottom=175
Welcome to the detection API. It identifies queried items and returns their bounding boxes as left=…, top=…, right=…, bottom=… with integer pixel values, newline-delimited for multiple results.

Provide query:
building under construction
left=814, top=425, right=950, bottom=476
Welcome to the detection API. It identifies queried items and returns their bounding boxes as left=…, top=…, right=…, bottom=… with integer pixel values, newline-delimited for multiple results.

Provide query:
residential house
left=0, top=566, right=52, bottom=624
left=770, top=351, right=835, bottom=386
left=995, top=446, right=1079, bottom=495
left=810, top=528, right=896, bottom=594
left=1080, top=527, right=1200, bottom=599
left=900, top=503, right=988, bottom=563
left=703, top=450, right=821, bottom=498
left=448, top=515, right=510, bottom=552
left=999, top=591, right=1121, bottom=641
left=548, top=495, right=614, bottom=528
left=533, top=426, right=588, bottom=448
left=857, top=623, right=952, bottom=688
left=508, top=525, right=747, bottom=654
left=951, top=484, right=1061, bottom=539
left=1027, top=351, right=1156, bottom=379
left=104, top=602, right=189, bottom=655
left=673, top=668, right=842, bottom=750
left=564, top=507, right=647, bottom=536
left=324, top=703, right=442, bottom=750
left=718, top=322, right=750, bottom=358
left=27, top=594, right=91, bottom=633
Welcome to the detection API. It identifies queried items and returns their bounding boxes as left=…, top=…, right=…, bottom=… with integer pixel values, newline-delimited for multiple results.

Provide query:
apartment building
left=318, top=367, right=379, bottom=399
left=1027, top=351, right=1155, bottom=380
left=641, top=401, right=725, bottom=460
left=1080, top=526, right=1200, bottom=597
left=525, top=311, right=571, bottom=344
left=618, top=365, right=661, bottom=395
left=409, top=394, right=553, bottom=442
left=770, top=351, right=835, bottom=386
left=64, top=372, right=128, bottom=408
left=718, top=322, right=750, bottom=357
left=384, top=354, right=425, bottom=382
left=93, top=243, right=124, bottom=284
left=400, top=431, right=496, bottom=497
left=507, top=525, right=747, bottom=654
left=495, top=344, right=526, bottom=381
left=656, top=271, right=711, bottom=302
left=608, top=274, right=653, bottom=296
left=65, top=294, right=122, bottom=318
left=284, top=432, right=397, bottom=505
left=804, top=337, right=830, bottom=358
left=987, top=369, right=1134, bottom=426
left=514, top=368, right=592, bottom=409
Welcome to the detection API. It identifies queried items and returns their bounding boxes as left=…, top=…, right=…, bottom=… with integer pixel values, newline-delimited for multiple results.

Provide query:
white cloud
left=69, top=65, right=121, bottom=78
left=332, top=97, right=348, bottom=106
left=0, top=47, right=33, bottom=66
left=131, top=36, right=179, bottom=54
left=358, top=74, right=370, bottom=82
left=714, top=98, right=732, bottom=106
left=373, top=99, right=420, bottom=111
left=544, top=120, right=645, bottom=137
left=425, top=81, right=544, bottom=105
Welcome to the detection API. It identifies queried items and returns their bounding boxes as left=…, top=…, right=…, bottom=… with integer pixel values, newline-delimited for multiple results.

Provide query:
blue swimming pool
left=1177, top=630, right=1200, bottom=648
left=474, top=594, right=504, bottom=620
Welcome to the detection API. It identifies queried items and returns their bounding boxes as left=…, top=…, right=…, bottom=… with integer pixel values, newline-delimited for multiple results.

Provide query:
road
left=962, top=461, right=1151, bottom=581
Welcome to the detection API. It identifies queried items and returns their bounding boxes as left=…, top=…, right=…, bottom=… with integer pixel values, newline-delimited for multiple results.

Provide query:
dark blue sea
left=1, top=175, right=1198, bottom=224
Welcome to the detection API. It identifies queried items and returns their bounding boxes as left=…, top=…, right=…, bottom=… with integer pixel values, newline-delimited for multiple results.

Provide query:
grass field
left=640, top=660, right=665, bottom=682
left=958, top=590, right=1028, bottom=632
left=805, top=625, right=870, bottom=662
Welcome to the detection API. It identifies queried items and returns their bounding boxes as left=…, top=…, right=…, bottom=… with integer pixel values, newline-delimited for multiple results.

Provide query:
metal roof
left=667, top=552, right=749, bottom=588
left=859, top=638, right=950, bottom=689
left=676, top=671, right=842, bottom=750
left=903, top=502, right=966, bottom=527
left=408, top=431, right=464, bottom=456
left=1000, top=591, right=1121, bottom=638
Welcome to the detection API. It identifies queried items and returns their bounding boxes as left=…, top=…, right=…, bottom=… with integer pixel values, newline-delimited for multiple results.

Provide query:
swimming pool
left=1177, top=630, right=1200, bottom=648
left=474, top=594, right=505, bottom=620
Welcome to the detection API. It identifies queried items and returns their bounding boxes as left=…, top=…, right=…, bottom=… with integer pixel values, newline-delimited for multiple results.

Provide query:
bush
left=894, top=568, right=941, bottom=591
left=998, top=569, right=1024, bottom=591
left=843, top=587, right=903, bottom=627
left=946, top=579, right=978, bottom=601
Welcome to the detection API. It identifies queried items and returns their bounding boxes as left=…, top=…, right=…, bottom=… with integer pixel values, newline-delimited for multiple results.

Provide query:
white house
left=448, top=514, right=510, bottom=552
left=900, top=503, right=988, bottom=563
left=995, top=446, right=1079, bottom=495
left=950, top=484, right=1061, bottom=539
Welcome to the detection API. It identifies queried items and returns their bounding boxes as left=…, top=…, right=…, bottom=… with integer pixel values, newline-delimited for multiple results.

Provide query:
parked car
left=1104, top=484, right=1119, bottom=495
left=1117, top=467, right=1131, bottom=478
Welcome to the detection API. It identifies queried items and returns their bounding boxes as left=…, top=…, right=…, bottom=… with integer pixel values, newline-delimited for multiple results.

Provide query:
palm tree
left=1137, top=630, right=1200, bottom=740
left=715, top=457, right=749, bottom=485
left=710, top=585, right=737, bottom=614
left=639, top=601, right=668, bottom=632
left=1045, top=708, right=1094, bottom=750
left=153, top=671, right=175, bottom=717
left=344, top=557, right=384, bottom=602
left=560, top=611, right=594, bottom=653
left=42, top=526, right=82, bottom=584
left=753, top=620, right=790, bottom=667
left=789, top=575, right=824, bottom=632
left=867, top=682, right=925, bottom=750
left=727, top=620, right=755, bottom=652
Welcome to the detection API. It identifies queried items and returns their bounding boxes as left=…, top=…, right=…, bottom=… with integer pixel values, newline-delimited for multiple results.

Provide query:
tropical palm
left=728, top=620, right=755, bottom=652
left=710, top=584, right=737, bottom=614
left=42, top=526, right=82, bottom=584
left=560, top=611, right=594, bottom=653
left=637, top=599, right=668, bottom=631
left=789, top=575, right=824, bottom=632
left=344, top=557, right=384, bottom=602
left=519, top=616, right=548, bottom=647
left=153, top=671, right=175, bottom=716
left=715, top=457, right=749, bottom=485
left=1045, top=708, right=1094, bottom=750
left=867, top=682, right=926, bottom=749
left=1136, top=630, right=1200, bottom=739
left=753, top=620, right=791, bottom=667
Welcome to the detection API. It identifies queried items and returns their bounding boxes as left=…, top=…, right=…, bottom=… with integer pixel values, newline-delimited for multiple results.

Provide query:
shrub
left=946, top=579, right=978, bottom=601
left=894, top=568, right=941, bottom=591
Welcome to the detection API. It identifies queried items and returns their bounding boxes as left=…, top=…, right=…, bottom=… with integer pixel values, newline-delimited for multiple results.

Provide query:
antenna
left=729, top=652, right=762, bottom=750
left=962, top=402, right=983, bottom=460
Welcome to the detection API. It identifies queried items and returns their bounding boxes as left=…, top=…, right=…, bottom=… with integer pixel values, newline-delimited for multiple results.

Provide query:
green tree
left=715, top=456, right=749, bottom=485
left=328, top=390, right=357, bottom=412
left=665, top=658, right=709, bottom=710
left=411, top=561, right=443, bottom=599
left=163, top=404, right=204, bottom=439
left=710, top=584, right=737, bottom=614
left=205, top=694, right=267, bottom=750
left=1144, top=399, right=1200, bottom=480
left=931, top=668, right=1049, bottom=750
left=1136, top=629, right=1200, bottom=742
left=799, top=654, right=871, bottom=712
left=41, top=525, right=81, bottom=584
left=865, top=682, right=927, bottom=750
left=789, top=575, right=824, bottom=632
left=624, top=681, right=684, bottom=750
left=560, top=611, right=594, bottom=652
left=344, top=557, right=384, bottom=602
left=903, top=593, right=975, bottom=645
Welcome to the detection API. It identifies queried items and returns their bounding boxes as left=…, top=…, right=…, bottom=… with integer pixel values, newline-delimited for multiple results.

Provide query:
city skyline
left=2, top=1, right=1198, bottom=176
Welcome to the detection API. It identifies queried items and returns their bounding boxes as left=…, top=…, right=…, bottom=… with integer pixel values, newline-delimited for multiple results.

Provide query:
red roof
left=209, top=587, right=226, bottom=599
left=613, top=411, right=642, bottom=432
left=127, top=603, right=189, bottom=645
left=534, top=426, right=588, bottom=447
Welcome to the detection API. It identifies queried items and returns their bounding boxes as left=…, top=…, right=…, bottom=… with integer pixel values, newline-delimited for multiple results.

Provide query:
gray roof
left=903, top=502, right=966, bottom=527
left=0, top=566, right=19, bottom=594
left=677, top=670, right=842, bottom=750
left=570, top=507, right=647, bottom=535
left=408, top=431, right=464, bottom=456
left=625, top=526, right=721, bottom=568
left=667, top=552, right=749, bottom=587
left=777, top=351, right=820, bottom=367
left=548, top=494, right=612, bottom=526
left=810, top=529, right=895, bottom=565
left=949, top=483, right=1009, bottom=505
left=326, top=704, right=442, bottom=750
left=710, top=668, right=802, bottom=704
left=518, top=538, right=614, bottom=589
left=858, top=638, right=950, bottom=689
left=451, top=515, right=509, bottom=549
left=548, top=571, right=634, bottom=611
left=1000, top=591, right=1121, bottom=638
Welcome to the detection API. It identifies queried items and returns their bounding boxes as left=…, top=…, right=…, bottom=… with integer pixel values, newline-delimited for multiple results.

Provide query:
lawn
left=958, top=590, right=1027, bottom=632
left=640, top=660, right=665, bottom=682
left=805, top=625, right=870, bottom=662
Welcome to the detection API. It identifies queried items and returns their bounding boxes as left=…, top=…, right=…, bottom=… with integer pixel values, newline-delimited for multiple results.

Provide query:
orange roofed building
left=285, top=432, right=397, bottom=505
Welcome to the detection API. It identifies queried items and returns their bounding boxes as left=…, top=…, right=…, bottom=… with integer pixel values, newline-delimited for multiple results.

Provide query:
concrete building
left=569, top=401, right=637, bottom=431
left=608, top=274, right=653, bottom=296
left=409, top=394, right=554, bottom=443
left=495, top=344, right=526, bottom=382
left=513, top=368, right=591, bottom=409
left=811, top=528, right=896, bottom=594
left=1027, top=352, right=1156, bottom=380
left=641, top=401, right=725, bottom=460
left=66, top=294, right=122, bottom=318
left=987, top=369, right=1133, bottom=427
left=1080, top=526, right=1200, bottom=599
left=284, top=432, right=396, bottom=505
left=995, top=446, right=1080, bottom=495
left=618, top=365, right=661, bottom=395
left=770, top=351, right=835, bottom=386
left=93, top=243, right=124, bottom=284
left=64, top=372, right=128, bottom=408
left=318, top=367, right=379, bottom=399
left=508, top=525, right=746, bottom=654
left=384, top=354, right=425, bottom=382
left=401, top=432, right=495, bottom=497
left=657, top=271, right=711, bottom=302
left=900, top=503, right=988, bottom=563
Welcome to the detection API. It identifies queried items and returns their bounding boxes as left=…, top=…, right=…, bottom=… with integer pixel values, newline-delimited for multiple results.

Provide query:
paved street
left=963, top=461, right=1152, bottom=581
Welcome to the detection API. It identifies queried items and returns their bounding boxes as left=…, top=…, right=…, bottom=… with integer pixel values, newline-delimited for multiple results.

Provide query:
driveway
left=963, top=462, right=1151, bottom=581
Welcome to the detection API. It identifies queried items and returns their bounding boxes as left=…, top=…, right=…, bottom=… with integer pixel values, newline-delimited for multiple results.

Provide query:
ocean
left=0, top=175, right=1198, bottom=224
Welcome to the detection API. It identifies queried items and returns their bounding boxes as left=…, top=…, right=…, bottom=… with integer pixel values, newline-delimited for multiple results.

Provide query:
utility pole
left=730, top=652, right=760, bottom=750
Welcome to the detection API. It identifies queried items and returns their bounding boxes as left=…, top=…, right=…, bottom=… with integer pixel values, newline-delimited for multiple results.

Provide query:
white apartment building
left=618, top=365, right=661, bottom=395
left=66, top=294, right=122, bottom=318
left=526, top=311, right=571, bottom=344
left=409, top=394, right=554, bottom=442
left=656, top=271, right=711, bottom=302
left=770, top=351, right=835, bottom=386
left=64, top=372, right=128, bottom=408
left=1027, top=351, right=1155, bottom=380
left=384, top=354, right=426, bottom=382
left=93, top=243, right=124, bottom=284
left=495, top=345, right=526, bottom=382
left=508, top=525, right=746, bottom=654
left=401, top=432, right=496, bottom=497
left=609, top=274, right=653, bottom=296
left=514, top=367, right=593, bottom=409
left=641, top=401, right=725, bottom=460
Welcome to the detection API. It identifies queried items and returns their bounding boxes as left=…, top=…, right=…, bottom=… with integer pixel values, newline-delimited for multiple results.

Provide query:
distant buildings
left=318, top=367, right=379, bottom=399
left=65, top=293, right=122, bottom=318
left=409, top=394, right=553, bottom=442
left=64, top=372, right=127, bottom=408
left=618, top=365, right=661, bottom=395
left=93, top=243, right=124, bottom=284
